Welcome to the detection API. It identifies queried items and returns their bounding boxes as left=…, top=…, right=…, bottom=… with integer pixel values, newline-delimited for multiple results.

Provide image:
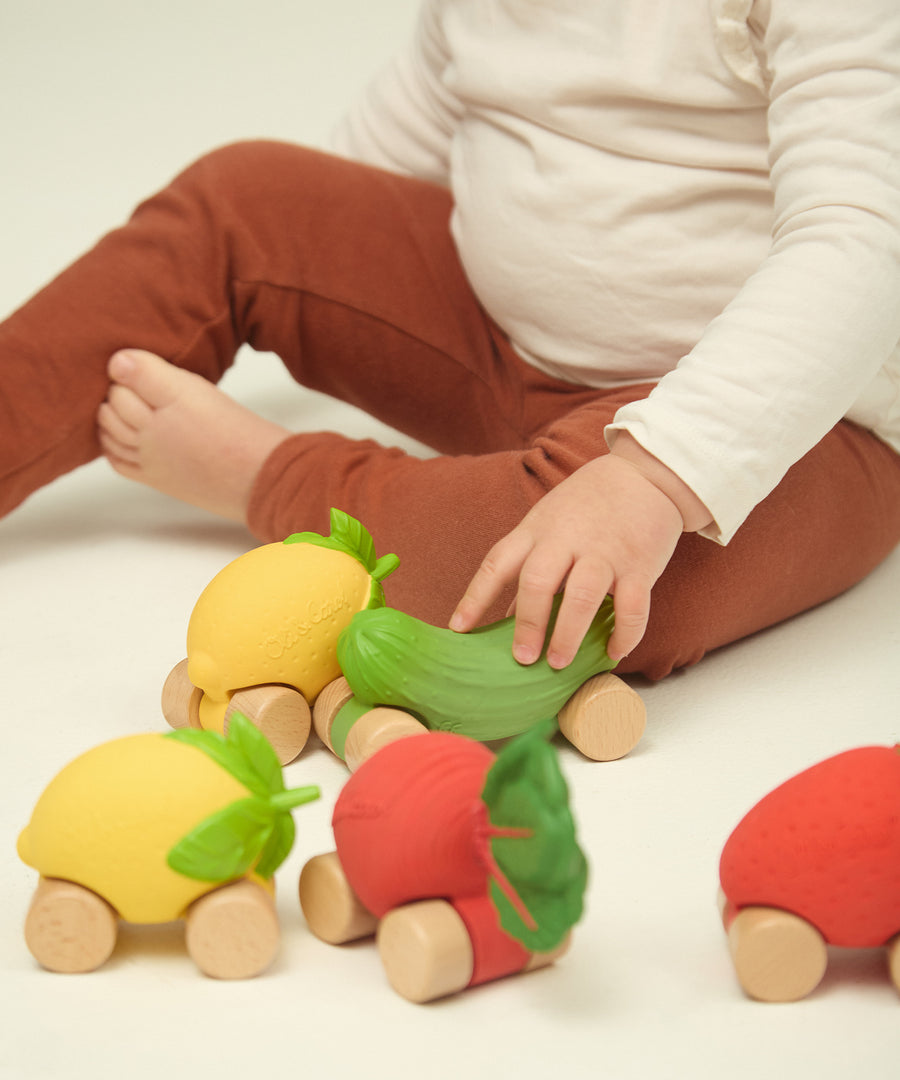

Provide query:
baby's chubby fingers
left=508, top=550, right=575, bottom=665
left=544, top=561, right=615, bottom=669
left=449, top=530, right=533, bottom=634
left=451, top=445, right=699, bottom=671
left=604, top=576, right=652, bottom=663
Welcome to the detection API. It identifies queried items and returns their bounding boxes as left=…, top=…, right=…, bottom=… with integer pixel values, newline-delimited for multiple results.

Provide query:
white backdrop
left=2, top=4, right=899, bottom=1077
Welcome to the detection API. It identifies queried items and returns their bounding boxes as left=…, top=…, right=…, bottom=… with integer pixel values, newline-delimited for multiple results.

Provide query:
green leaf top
left=166, top=713, right=320, bottom=883
left=480, top=721, right=588, bottom=953
left=254, top=813, right=297, bottom=880
left=166, top=710, right=284, bottom=798
left=283, top=508, right=400, bottom=590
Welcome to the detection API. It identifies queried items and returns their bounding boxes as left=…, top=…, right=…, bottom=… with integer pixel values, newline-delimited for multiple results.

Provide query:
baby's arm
left=331, top=0, right=460, bottom=184
left=450, top=433, right=711, bottom=668
left=456, top=0, right=900, bottom=666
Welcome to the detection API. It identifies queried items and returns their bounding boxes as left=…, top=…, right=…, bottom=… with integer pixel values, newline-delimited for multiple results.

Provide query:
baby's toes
left=104, top=383, right=154, bottom=431
left=97, top=403, right=141, bottom=467
left=97, top=399, right=139, bottom=446
left=107, top=349, right=185, bottom=410
left=98, top=431, right=141, bottom=471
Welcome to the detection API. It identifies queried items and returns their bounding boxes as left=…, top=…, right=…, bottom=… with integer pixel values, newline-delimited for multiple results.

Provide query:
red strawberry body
left=719, top=746, right=900, bottom=948
left=331, top=733, right=495, bottom=917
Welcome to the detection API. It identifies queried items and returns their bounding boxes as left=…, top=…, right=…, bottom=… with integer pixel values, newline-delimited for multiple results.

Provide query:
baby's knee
left=176, top=140, right=350, bottom=210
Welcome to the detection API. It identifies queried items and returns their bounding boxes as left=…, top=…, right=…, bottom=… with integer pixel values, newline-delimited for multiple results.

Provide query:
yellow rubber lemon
left=17, top=734, right=252, bottom=924
left=185, top=510, right=399, bottom=733
left=17, top=718, right=320, bottom=926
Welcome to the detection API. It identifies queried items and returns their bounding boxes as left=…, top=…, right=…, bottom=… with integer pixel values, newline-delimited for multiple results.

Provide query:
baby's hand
left=450, top=435, right=711, bottom=667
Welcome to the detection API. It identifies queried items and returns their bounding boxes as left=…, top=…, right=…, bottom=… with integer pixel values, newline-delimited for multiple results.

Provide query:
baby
left=3, top=1, right=900, bottom=680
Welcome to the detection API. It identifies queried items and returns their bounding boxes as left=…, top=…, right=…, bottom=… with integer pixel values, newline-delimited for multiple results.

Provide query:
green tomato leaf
left=167, top=798, right=274, bottom=883
left=481, top=722, right=589, bottom=953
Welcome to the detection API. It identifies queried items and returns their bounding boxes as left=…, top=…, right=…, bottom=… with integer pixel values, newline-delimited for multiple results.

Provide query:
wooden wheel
left=311, top=677, right=427, bottom=769
left=343, top=708, right=428, bottom=772
left=24, top=877, right=118, bottom=974
left=523, top=931, right=573, bottom=973
left=887, top=933, right=900, bottom=995
left=725, top=905, right=828, bottom=1002
left=185, top=879, right=280, bottom=979
left=226, top=684, right=311, bottom=765
left=161, top=658, right=202, bottom=731
left=557, top=672, right=646, bottom=761
left=377, top=899, right=475, bottom=1003
left=311, top=677, right=353, bottom=753
left=298, top=852, right=378, bottom=944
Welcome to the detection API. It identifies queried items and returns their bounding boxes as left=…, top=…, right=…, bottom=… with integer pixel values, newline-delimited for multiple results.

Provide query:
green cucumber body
left=335, top=596, right=616, bottom=743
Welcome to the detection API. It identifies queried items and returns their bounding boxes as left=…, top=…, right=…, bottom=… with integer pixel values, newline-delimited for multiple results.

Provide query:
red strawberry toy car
left=298, top=723, right=587, bottom=1002
left=718, top=745, right=900, bottom=1002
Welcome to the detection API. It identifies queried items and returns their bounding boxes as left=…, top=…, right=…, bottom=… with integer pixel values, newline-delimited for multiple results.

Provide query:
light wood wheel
left=226, top=684, right=311, bottom=765
left=887, top=934, right=900, bottom=995
left=523, top=931, right=573, bottom=973
left=377, top=899, right=475, bottom=1003
left=298, top=852, right=378, bottom=944
left=24, top=877, right=118, bottom=974
left=185, top=879, right=280, bottom=980
left=161, top=658, right=202, bottom=731
left=557, top=672, right=646, bottom=761
left=311, top=677, right=354, bottom=752
left=344, top=708, right=429, bottom=772
left=312, top=678, right=428, bottom=768
left=726, top=905, right=828, bottom=1002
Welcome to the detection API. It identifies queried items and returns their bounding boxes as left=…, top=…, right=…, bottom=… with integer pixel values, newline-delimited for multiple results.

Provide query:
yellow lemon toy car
left=18, top=715, right=319, bottom=978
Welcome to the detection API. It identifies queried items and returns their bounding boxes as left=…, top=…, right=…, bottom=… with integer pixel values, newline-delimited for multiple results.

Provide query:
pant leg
left=621, top=419, right=900, bottom=679
left=0, top=140, right=522, bottom=519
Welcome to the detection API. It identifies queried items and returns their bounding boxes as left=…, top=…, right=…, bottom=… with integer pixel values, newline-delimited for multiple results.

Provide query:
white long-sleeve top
left=333, top=0, right=900, bottom=543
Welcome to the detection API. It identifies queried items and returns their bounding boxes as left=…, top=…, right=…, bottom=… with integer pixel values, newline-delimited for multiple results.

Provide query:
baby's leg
left=0, top=141, right=515, bottom=522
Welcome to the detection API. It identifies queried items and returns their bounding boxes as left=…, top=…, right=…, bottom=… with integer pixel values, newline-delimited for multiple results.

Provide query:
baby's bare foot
left=97, top=350, right=290, bottom=522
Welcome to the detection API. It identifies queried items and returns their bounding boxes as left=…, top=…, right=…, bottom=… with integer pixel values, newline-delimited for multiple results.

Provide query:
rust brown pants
left=3, top=140, right=900, bottom=678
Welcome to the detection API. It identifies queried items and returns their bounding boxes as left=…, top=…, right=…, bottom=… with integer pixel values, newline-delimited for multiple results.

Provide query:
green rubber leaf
left=255, top=814, right=296, bottom=880
left=166, top=714, right=275, bottom=799
left=224, top=712, right=285, bottom=796
left=482, top=722, right=588, bottom=953
left=372, top=552, right=401, bottom=583
left=328, top=507, right=377, bottom=569
left=283, top=509, right=399, bottom=590
left=166, top=717, right=321, bottom=881
left=270, top=786, right=322, bottom=813
left=167, top=798, right=274, bottom=883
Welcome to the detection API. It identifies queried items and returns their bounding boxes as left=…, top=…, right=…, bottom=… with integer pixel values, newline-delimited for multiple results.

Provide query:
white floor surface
left=2, top=4, right=899, bottom=1078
